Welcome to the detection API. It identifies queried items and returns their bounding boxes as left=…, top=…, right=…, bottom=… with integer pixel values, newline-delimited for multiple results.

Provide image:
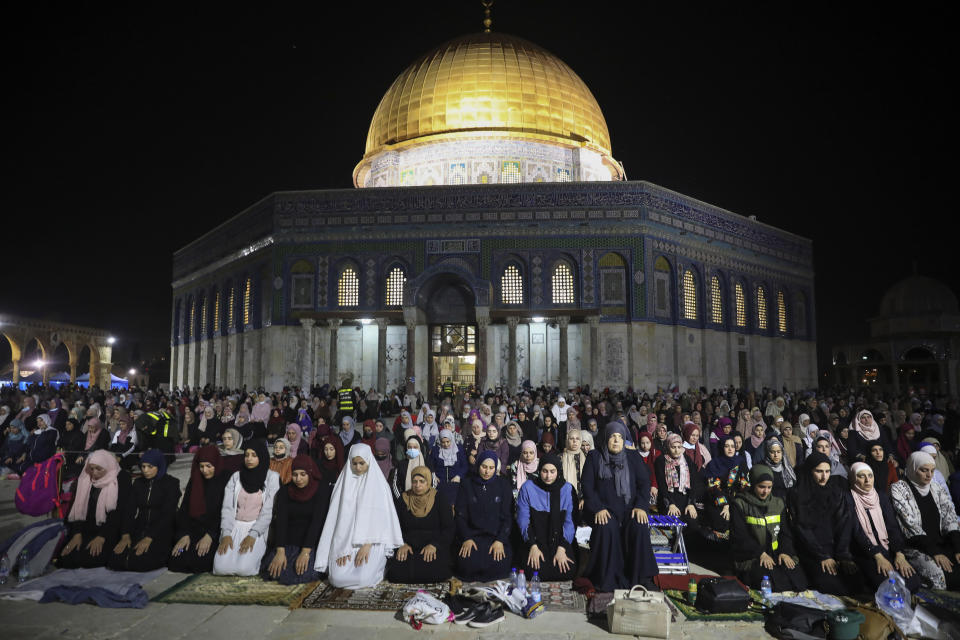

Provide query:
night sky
left=4, top=2, right=954, bottom=378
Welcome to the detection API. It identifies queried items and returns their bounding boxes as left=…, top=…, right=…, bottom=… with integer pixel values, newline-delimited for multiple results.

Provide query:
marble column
left=405, top=319, right=416, bottom=391
left=11, top=359, right=19, bottom=384
left=328, top=319, right=341, bottom=387
left=376, top=318, right=389, bottom=393
left=506, top=316, right=519, bottom=391
left=587, top=316, right=600, bottom=391
left=300, top=318, right=316, bottom=392
left=69, top=360, right=78, bottom=384
left=476, top=316, right=490, bottom=392
left=557, top=316, right=570, bottom=392
left=98, top=362, right=113, bottom=390
left=42, top=365, right=50, bottom=386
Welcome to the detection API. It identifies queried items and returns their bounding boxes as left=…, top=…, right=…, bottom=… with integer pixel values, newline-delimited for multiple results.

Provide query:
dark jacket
left=582, top=449, right=652, bottom=519
left=122, top=474, right=182, bottom=545
left=844, top=490, right=907, bottom=559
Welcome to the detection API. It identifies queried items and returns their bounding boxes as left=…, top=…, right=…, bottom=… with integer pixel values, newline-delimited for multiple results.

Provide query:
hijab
left=140, top=448, right=167, bottom=478
left=220, top=428, right=244, bottom=455
left=402, top=466, right=437, bottom=518
left=84, top=416, right=103, bottom=450
left=318, top=434, right=346, bottom=474
left=663, top=433, right=691, bottom=493
left=704, top=435, right=744, bottom=479
left=853, top=409, right=881, bottom=441
left=905, top=451, right=936, bottom=497
left=849, top=462, right=889, bottom=550
left=579, top=430, right=594, bottom=451
left=780, top=422, right=801, bottom=468
left=921, top=437, right=953, bottom=478
left=420, top=411, right=439, bottom=443
left=373, top=438, right=393, bottom=478
left=402, top=435, right=426, bottom=491
left=515, top=440, right=539, bottom=489
left=561, top=430, right=587, bottom=486
left=314, top=443, right=404, bottom=573
left=532, top=454, right=566, bottom=542
left=238, top=439, right=270, bottom=494
left=681, top=422, right=709, bottom=469
left=473, top=450, right=501, bottom=486
left=67, top=449, right=121, bottom=526
left=759, top=435, right=796, bottom=488
left=288, top=455, right=323, bottom=502
left=436, top=428, right=459, bottom=467
left=503, top=421, right=523, bottom=447
left=896, top=424, right=915, bottom=463
left=285, top=424, right=302, bottom=448
left=539, top=431, right=556, bottom=456
left=339, top=416, right=356, bottom=447
left=188, top=445, right=223, bottom=518
left=793, top=451, right=843, bottom=524
left=597, top=422, right=632, bottom=504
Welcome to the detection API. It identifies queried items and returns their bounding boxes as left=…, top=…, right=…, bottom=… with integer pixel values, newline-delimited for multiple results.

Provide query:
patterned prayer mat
left=915, top=589, right=960, bottom=614
left=152, top=573, right=320, bottom=608
left=298, top=580, right=587, bottom=612
left=663, top=588, right=765, bottom=622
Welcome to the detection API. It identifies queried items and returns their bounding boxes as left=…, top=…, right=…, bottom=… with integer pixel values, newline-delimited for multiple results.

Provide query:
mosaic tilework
left=532, top=255, right=543, bottom=305
left=582, top=248, right=596, bottom=305
left=316, top=256, right=329, bottom=307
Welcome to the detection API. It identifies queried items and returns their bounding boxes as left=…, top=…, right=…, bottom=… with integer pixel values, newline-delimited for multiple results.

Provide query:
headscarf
left=238, top=439, right=270, bottom=494
left=515, top=440, right=539, bottom=489
left=285, top=424, right=302, bottom=449
left=220, top=428, right=244, bottom=455
left=83, top=416, right=103, bottom=450
left=704, top=435, right=744, bottom=479
left=314, top=443, right=404, bottom=573
left=402, top=466, right=437, bottom=518
left=896, top=424, right=915, bottom=463
left=849, top=461, right=889, bottom=550
left=474, top=449, right=501, bottom=485
left=373, top=438, right=393, bottom=478
left=750, top=464, right=774, bottom=486
left=646, top=413, right=659, bottom=435
left=759, top=435, right=796, bottom=488
left=503, top=421, right=523, bottom=447
left=189, top=445, right=222, bottom=518
left=4, top=420, right=26, bottom=444
left=140, top=448, right=167, bottom=478
left=561, top=429, right=586, bottom=488
left=663, top=433, right=691, bottom=493
left=338, top=416, right=356, bottom=447
left=597, top=422, right=632, bottom=504
left=906, top=451, right=936, bottom=497
left=579, top=430, right=594, bottom=451
left=748, top=420, right=766, bottom=449
left=539, top=431, right=556, bottom=455
left=681, top=422, right=709, bottom=469
left=921, top=437, right=954, bottom=478
left=532, top=454, right=566, bottom=545
left=288, top=455, right=323, bottom=502
left=793, top=451, right=843, bottom=524
left=436, top=428, right=459, bottom=467
left=67, top=450, right=120, bottom=526
left=779, top=422, right=801, bottom=468
left=853, top=409, right=880, bottom=441
left=402, top=435, right=426, bottom=491
left=318, top=434, right=345, bottom=474
left=420, top=411, right=439, bottom=443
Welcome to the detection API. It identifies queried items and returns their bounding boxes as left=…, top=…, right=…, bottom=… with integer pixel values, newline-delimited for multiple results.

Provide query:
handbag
left=694, top=577, right=752, bottom=613
left=607, top=585, right=671, bottom=638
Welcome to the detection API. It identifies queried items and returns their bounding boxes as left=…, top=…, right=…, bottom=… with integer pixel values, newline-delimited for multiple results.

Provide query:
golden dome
left=361, top=32, right=614, bottom=160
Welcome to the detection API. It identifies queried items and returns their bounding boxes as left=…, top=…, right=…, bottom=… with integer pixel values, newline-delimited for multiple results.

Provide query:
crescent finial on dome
left=481, top=0, right=493, bottom=33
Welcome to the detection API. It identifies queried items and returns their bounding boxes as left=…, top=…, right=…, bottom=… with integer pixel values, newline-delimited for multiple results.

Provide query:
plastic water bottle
left=516, top=569, right=527, bottom=597
left=760, top=575, right=773, bottom=602
left=878, top=577, right=905, bottom=611
left=0, top=553, right=9, bottom=585
left=510, top=568, right=518, bottom=590
left=17, top=549, right=30, bottom=583
left=530, top=571, right=542, bottom=603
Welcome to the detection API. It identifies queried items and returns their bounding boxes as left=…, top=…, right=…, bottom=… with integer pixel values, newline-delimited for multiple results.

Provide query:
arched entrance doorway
left=415, top=272, right=478, bottom=397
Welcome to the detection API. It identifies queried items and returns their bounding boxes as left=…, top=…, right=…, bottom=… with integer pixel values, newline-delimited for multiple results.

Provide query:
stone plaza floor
left=0, top=456, right=773, bottom=639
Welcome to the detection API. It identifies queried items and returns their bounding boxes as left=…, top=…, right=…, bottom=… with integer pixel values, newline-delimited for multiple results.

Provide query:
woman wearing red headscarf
left=313, top=433, right=345, bottom=495
left=170, top=446, right=230, bottom=573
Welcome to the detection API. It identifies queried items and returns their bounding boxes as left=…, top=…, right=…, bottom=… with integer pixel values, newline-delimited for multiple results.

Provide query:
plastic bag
left=401, top=590, right=453, bottom=627
left=874, top=571, right=919, bottom=635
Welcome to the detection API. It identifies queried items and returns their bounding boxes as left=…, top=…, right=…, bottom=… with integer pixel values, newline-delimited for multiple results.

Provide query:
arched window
left=228, top=286, right=235, bottom=329
left=501, top=264, right=523, bottom=305
left=735, top=283, right=746, bottom=327
left=552, top=262, right=574, bottom=304
left=189, top=298, right=196, bottom=339
left=710, top=276, right=723, bottom=324
left=501, top=160, right=521, bottom=184
left=777, top=290, right=787, bottom=333
left=243, top=278, right=252, bottom=326
left=599, top=252, right=627, bottom=306
left=683, top=269, right=697, bottom=320
left=200, top=296, right=208, bottom=337
left=213, top=290, right=221, bottom=335
left=654, top=256, right=672, bottom=318
left=290, top=260, right=315, bottom=309
left=385, top=265, right=406, bottom=306
left=338, top=266, right=359, bottom=307
left=794, top=292, right=807, bottom=338
left=757, top=286, right=768, bottom=330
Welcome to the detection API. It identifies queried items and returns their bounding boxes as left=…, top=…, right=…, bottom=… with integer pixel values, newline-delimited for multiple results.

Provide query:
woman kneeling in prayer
left=387, top=466, right=454, bottom=583
left=516, top=454, right=577, bottom=581
left=213, top=439, right=281, bottom=576
left=108, top=449, right=181, bottom=572
left=582, top=422, right=659, bottom=591
left=731, top=464, right=808, bottom=591
left=170, top=445, right=229, bottom=573
left=455, top=450, right=513, bottom=581
left=59, top=450, right=132, bottom=569
left=315, top=443, right=404, bottom=588
left=846, top=462, right=921, bottom=593
left=261, top=455, right=329, bottom=584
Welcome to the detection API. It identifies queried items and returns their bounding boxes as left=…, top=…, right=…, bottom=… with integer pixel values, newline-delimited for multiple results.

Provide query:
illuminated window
left=552, top=262, right=574, bottom=304
left=757, top=286, right=767, bottom=329
left=243, top=278, right=252, bottom=326
left=213, top=291, right=220, bottom=334
left=501, top=264, right=524, bottom=304
left=778, top=291, right=787, bottom=333
left=201, top=296, right=208, bottom=336
left=556, top=168, right=571, bottom=182
left=479, top=173, right=490, bottom=184
left=501, top=160, right=520, bottom=184
left=189, top=299, right=196, bottom=339
left=735, top=283, right=746, bottom=327
left=385, top=266, right=406, bottom=306
left=683, top=270, right=697, bottom=320
left=228, top=287, right=235, bottom=329
left=400, top=169, right=415, bottom=186
left=449, top=163, right=466, bottom=185
left=711, top=276, right=723, bottom=324
left=338, top=266, right=359, bottom=307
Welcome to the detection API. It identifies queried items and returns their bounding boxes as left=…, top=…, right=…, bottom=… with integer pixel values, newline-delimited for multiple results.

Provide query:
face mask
left=274, top=451, right=285, bottom=459
left=406, top=449, right=421, bottom=459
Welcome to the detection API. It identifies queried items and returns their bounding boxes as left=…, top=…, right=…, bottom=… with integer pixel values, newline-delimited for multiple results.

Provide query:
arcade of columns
left=0, top=313, right=115, bottom=386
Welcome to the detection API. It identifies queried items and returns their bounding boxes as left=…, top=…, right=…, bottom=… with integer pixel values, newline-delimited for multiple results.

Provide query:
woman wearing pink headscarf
left=58, top=450, right=132, bottom=568
left=848, top=409, right=894, bottom=464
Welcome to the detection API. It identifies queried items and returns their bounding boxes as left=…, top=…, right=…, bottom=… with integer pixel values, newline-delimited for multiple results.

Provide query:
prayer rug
left=915, top=589, right=960, bottom=613
left=152, top=573, right=319, bottom=608
left=663, top=588, right=765, bottom=622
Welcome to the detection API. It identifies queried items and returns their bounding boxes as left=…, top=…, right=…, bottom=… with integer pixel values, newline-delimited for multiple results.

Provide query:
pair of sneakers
left=445, top=594, right=505, bottom=628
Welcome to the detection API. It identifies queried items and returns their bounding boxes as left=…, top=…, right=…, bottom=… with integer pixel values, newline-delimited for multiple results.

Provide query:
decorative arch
left=499, top=255, right=526, bottom=306
left=755, top=283, right=769, bottom=331
left=682, top=266, right=699, bottom=321
left=653, top=255, right=673, bottom=319
left=734, top=279, right=747, bottom=328
left=335, top=259, right=360, bottom=308
left=599, top=251, right=627, bottom=307
left=550, top=257, right=576, bottom=305
left=384, top=258, right=410, bottom=307
left=777, top=289, right=788, bottom=334
left=290, top=259, right=315, bottom=310
left=407, top=261, right=491, bottom=308
left=709, top=271, right=724, bottom=325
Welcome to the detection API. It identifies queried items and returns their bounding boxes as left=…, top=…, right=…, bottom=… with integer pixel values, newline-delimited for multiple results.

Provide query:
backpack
left=0, top=518, right=66, bottom=578
left=694, top=577, right=752, bottom=613
left=15, top=453, right=66, bottom=517
left=765, top=602, right=829, bottom=640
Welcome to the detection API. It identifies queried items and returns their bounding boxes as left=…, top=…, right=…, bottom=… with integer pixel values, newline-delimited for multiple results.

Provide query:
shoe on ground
left=454, top=600, right=483, bottom=625
left=467, top=602, right=505, bottom=628
left=443, top=593, right=470, bottom=618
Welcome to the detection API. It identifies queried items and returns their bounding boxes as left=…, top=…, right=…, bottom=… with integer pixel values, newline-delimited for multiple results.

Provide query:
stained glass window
left=778, top=290, right=787, bottom=333
left=735, top=283, right=746, bottom=327
left=200, top=296, right=207, bottom=337
left=711, top=276, right=722, bottom=324
left=501, top=264, right=523, bottom=304
left=228, top=287, right=235, bottom=329
left=213, top=291, right=220, bottom=334
left=386, top=266, right=406, bottom=306
left=757, top=286, right=767, bottom=330
left=552, top=262, right=574, bottom=304
left=243, top=278, right=252, bottom=326
left=556, top=168, right=571, bottom=182
left=501, top=160, right=520, bottom=183
left=683, top=270, right=697, bottom=320
left=338, top=267, right=359, bottom=307
left=449, top=163, right=466, bottom=185
left=189, top=299, right=195, bottom=339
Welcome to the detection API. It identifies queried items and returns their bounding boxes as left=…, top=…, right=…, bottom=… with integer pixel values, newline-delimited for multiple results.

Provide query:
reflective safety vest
left=338, top=388, right=354, bottom=411
left=442, top=381, right=454, bottom=394
left=744, top=513, right=782, bottom=551
left=147, top=410, right=172, bottom=438
left=733, top=494, right=786, bottom=555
